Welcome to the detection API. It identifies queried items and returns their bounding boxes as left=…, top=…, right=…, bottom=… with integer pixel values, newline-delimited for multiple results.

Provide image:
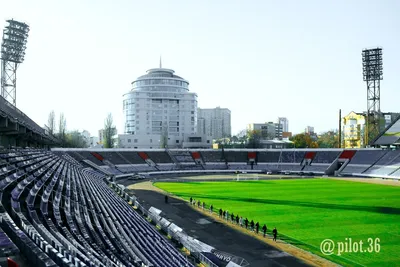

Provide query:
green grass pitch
left=154, top=178, right=400, bottom=267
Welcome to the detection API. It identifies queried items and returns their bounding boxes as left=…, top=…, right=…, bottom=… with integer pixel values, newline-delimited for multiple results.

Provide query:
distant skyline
left=1, top=0, right=399, bottom=137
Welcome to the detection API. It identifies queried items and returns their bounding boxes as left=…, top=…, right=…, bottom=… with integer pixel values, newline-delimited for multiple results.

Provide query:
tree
left=47, top=110, right=56, bottom=135
left=317, top=131, right=339, bottom=148
left=160, top=121, right=168, bottom=148
left=290, top=133, right=318, bottom=148
left=64, top=130, right=87, bottom=148
left=103, top=113, right=117, bottom=148
left=231, top=135, right=239, bottom=143
left=58, top=113, right=67, bottom=144
left=247, top=129, right=262, bottom=148
left=237, top=129, right=247, bottom=144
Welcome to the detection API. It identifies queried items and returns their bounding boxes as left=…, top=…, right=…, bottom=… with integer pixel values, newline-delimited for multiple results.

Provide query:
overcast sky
left=1, top=0, right=399, bottom=137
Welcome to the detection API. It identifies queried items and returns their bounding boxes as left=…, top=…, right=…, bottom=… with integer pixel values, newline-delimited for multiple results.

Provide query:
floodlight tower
left=362, top=47, right=383, bottom=146
left=1, top=19, right=30, bottom=106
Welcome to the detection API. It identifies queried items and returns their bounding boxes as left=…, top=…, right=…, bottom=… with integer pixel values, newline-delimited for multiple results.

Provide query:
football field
left=155, top=178, right=400, bottom=267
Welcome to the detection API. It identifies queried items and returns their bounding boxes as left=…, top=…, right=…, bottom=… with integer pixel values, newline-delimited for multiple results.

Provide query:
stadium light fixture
left=362, top=47, right=383, bottom=146
left=1, top=19, right=30, bottom=106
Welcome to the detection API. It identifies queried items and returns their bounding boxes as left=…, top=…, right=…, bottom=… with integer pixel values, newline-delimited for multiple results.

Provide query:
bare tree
left=47, top=110, right=56, bottom=135
left=160, top=121, right=168, bottom=148
left=103, top=113, right=117, bottom=148
left=58, top=112, right=67, bottom=144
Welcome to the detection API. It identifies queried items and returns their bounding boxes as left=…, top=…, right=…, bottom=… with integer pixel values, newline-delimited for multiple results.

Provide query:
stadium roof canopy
left=373, top=115, right=400, bottom=146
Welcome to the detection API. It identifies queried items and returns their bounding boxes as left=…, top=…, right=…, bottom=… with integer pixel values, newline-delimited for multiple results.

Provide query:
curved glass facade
left=122, top=67, right=198, bottom=148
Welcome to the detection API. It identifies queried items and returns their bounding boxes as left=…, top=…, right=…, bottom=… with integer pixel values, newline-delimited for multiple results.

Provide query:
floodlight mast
left=362, top=47, right=383, bottom=146
left=1, top=19, right=30, bottom=107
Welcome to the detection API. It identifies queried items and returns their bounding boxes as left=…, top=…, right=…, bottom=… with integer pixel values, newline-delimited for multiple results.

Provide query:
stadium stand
left=117, top=151, right=146, bottom=164
left=341, top=150, right=388, bottom=175
left=0, top=148, right=194, bottom=267
left=256, top=151, right=281, bottom=162
left=166, top=150, right=194, bottom=163
left=0, top=96, right=60, bottom=148
left=52, top=148, right=400, bottom=179
left=363, top=150, right=400, bottom=176
left=200, top=150, right=224, bottom=162
left=145, top=151, right=173, bottom=164
left=312, top=151, right=341, bottom=164
left=224, top=151, right=247, bottom=163
left=98, top=151, right=128, bottom=165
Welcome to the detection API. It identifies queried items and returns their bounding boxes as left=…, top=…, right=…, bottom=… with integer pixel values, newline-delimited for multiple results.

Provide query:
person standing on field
left=272, top=227, right=278, bottom=241
left=236, top=215, right=239, bottom=225
left=262, top=224, right=267, bottom=237
left=255, top=222, right=259, bottom=234
left=244, top=218, right=248, bottom=229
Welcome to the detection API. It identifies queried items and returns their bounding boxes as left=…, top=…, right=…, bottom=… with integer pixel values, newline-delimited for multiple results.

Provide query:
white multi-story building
left=247, top=122, right=283, bottom=140
left=277, top=117, right=289, bottom=132
left=119, top=65, right=210, bottom=148
left=197, top=107, right=231, bottom=139
left=305, top=126, right=315, bottom=134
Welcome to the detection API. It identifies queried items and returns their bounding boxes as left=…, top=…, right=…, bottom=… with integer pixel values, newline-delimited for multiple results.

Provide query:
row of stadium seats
left=61, top=149, right=400, bottom=178
left=66, top=150, right=346, bottom=165
left=341, top=150, right=400, bottom=176
left=0, top=149, right=193, bottom=267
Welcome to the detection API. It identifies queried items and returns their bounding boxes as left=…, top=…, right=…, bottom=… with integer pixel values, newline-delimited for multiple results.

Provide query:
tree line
left=46, top=111, right=117, bottom=148
left=215, top=129, right=340, bottom=149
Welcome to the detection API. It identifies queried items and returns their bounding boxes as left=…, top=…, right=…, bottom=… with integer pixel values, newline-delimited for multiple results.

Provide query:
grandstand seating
left=257, top=151, right=281, bottom=162
left=363, top=150, right=400, bottom=176
left=145, top=151, right=173, bottom=164
left=341, top=150, right=388, bottom=175
left=200, top=150, right=224, bottom=162
left=0, top=149, right=193, bottom=267
left=312, top=151, right=340, bottom=164
left=166, top=150, right=194, bottom=163
left=117, top=152, right=146, bottom=164
left=280, top=151, right=296, bottom=163
left=98, top=151, right=129, bottom=165
left=224, top=151, right=247, bottom=162
left=56, top=148, right=400, bottom=179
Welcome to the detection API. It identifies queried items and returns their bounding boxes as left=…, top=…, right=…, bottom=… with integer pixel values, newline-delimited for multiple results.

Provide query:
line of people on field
left=189, top=197, right=277, bottom=241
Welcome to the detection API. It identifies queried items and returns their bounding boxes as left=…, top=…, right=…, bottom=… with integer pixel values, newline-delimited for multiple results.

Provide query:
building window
left=128, top=139, right=131, bottom=143
left=176, top=140, right=179, bottom=143
left=150, top=139, right=152, bottom=143
left=134, top=139, right=138, bottom=143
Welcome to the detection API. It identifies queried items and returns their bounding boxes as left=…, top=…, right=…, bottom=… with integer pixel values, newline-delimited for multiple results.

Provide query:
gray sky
left=1, top=0, right=399, bottom=137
